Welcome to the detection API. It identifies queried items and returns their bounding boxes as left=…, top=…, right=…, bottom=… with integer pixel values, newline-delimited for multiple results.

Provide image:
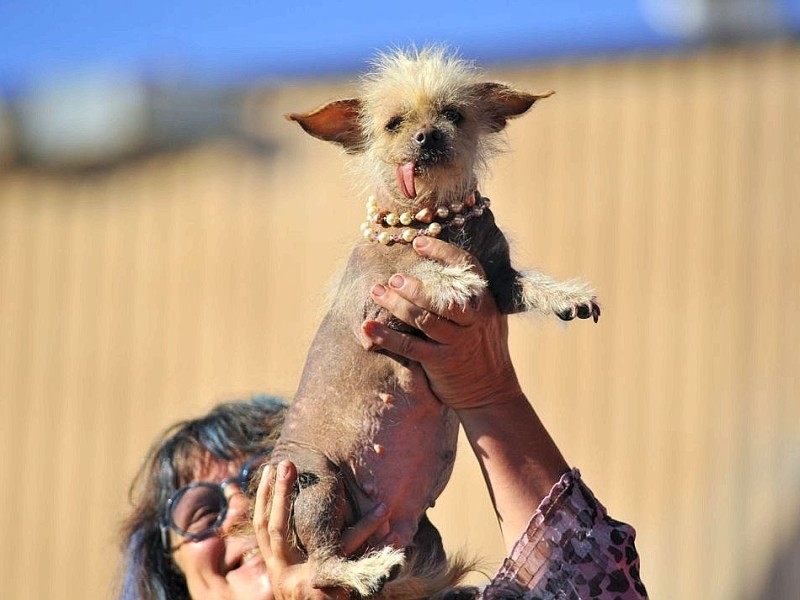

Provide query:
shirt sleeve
left=482, top=469, right=648, bottom=600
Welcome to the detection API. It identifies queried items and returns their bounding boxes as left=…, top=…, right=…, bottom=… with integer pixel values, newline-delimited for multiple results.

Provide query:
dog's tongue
left=396, top=162, right=417, bottom=199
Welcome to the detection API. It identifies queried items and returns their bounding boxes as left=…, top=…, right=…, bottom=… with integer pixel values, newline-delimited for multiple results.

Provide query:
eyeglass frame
left=159, top=449, right=270, bottom=551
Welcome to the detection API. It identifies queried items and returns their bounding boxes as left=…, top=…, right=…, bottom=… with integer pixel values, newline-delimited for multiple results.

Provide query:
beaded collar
left=360, top=191, right=491, bottom=245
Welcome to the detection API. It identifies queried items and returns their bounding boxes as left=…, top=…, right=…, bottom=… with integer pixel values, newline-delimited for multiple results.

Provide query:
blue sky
left=1, top=0, right=798, bottom=94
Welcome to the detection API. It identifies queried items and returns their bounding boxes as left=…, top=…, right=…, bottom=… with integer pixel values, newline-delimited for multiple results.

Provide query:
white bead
left=385, top=213, right=399, bottom=226
left=436, top=206, right=449, bottom=219
left=452, top=215, right=465, bottom=227
left=377, top=232, right=392, bottom=245
left=400, top=212, right=413, bottom=225
left=361, top=221, right=371, bottom=231
left=427, top=222, right=442, bottom=237
left=363, top=228, right=374, bottom=240
left=401, top=228, right=416, bottom=242
left=450, top=202, right=464, bottom=214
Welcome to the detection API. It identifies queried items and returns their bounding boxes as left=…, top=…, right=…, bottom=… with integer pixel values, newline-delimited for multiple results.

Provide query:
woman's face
left=170, top=458, right=273, bottom=600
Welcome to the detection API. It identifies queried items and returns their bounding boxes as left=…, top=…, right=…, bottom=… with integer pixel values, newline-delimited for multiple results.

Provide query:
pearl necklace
left=361, top=191, right=491, bottom=245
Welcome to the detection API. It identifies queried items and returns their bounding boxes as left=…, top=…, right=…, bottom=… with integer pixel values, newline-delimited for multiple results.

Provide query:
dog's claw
left=558, top=298, right=601, bottom=323
left=557, top=309, right=575, bottom=321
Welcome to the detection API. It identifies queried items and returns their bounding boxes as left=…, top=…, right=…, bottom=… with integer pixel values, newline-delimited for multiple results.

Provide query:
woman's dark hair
left=117, top=395, right=287, bottom=600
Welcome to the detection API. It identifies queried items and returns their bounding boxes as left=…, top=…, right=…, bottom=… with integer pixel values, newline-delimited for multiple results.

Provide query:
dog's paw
left=316, top=546, right=405, bottom=597
left=516, top=271, right=599, bottom=323
left=557, top=297, right=601, bottom=323
left=411, top=260, right=487, bottom=313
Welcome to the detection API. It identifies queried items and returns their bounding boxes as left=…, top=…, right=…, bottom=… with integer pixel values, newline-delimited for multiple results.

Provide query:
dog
left=268, top=46, right=600, bottom=599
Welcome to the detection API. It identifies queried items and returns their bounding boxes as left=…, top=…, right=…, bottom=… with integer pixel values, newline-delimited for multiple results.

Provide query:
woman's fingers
left=360, top=319, right=437, bottom=362
left=267, top=460, right=303, bottom=565
left=253, top=464, right=274, bottom=561
left=412, top=237, right=486, bottom=278
left=388, top=273, right=482, bottom=328
left=359, top=319, right=411, bottom=356
left=340, top=502, right=390, bottom=556
left=368, top=238, right=491, bottom=330
left=369, top=284, right=459, bottom=343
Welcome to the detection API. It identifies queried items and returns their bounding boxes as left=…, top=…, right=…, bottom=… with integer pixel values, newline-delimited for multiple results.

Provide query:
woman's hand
left=253, top=460, right=390, bottom=600
left=360, top=236, right=524, bottom=411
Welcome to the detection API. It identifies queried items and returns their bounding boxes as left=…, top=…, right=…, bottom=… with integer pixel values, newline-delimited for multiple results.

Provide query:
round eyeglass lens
left=170, top=484, right=227, bottom=537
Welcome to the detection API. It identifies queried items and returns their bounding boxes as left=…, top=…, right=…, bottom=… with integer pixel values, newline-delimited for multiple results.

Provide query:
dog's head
left=287, top=47, right=552, bottom=209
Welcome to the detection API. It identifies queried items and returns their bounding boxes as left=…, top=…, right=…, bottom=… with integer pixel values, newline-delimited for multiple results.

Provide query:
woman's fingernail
left=413, top=237, right=429, bottom=249
left=279, top=461, right=290, bottom=479
left=389, top=275, right=404, bottom=289
left=371, top=283, right=386, bottom=297
left=374, top=503, right=387, bottom=517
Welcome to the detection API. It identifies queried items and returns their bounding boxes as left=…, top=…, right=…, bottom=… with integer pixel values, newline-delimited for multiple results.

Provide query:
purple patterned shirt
left=483, top=469, right=648, bottom=600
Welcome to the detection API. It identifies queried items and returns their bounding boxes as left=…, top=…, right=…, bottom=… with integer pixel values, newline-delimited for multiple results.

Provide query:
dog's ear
left=286, top=99, right=365, bottom=152
left=470, top=83, right=554, bottom=132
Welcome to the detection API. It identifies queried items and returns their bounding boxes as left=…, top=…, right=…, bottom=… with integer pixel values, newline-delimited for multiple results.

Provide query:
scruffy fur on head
left=358, top=47, right=492, bottom=205
left=290, top=46, right=551, bottom=211
left=272, top=46, right=601, bottom=599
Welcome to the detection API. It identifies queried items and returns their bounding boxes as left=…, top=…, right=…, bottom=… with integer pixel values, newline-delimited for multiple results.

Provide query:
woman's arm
left=361, top=236, right=648, bottom=599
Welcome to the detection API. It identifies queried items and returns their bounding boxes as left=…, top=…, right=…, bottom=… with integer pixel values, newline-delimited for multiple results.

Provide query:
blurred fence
left=0, top=42, right=798, bottom=599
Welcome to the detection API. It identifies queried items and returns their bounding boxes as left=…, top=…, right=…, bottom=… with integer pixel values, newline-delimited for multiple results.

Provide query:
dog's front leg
left=511, top=270, right=601, bottom=322
left=406, top=259, right=487, bottom=314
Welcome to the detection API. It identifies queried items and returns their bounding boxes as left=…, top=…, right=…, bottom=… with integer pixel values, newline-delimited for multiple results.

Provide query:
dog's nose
left=414, top=127, right=443, bottom=149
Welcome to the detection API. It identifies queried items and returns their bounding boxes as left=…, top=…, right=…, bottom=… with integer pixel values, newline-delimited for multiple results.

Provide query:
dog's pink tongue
left=396, top=162, right=417, bottom=199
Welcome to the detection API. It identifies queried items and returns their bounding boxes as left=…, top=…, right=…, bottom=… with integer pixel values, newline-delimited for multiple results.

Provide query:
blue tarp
left=1, top=0, right=798, bottom=94
left=0, top=1, right=685, bottom=93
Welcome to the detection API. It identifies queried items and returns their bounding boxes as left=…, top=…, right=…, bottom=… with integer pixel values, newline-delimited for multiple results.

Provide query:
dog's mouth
left=396, top=154, right=450, bottom=200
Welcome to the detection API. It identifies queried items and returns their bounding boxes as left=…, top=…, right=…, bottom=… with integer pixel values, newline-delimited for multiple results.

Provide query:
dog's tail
left=379, top=549, right=481, bottom=600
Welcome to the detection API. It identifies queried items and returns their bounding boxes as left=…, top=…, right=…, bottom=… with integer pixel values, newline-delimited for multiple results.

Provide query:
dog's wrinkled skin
left=270, top=47, right=599, bottom=599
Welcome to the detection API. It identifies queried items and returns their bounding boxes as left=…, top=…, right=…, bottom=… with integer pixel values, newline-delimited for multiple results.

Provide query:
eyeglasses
left=160, top=451, right=269, bottom=550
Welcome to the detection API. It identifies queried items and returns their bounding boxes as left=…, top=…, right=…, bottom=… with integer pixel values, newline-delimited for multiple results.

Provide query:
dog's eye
left=442, top=107, right=463, bottom=125
left=386, top=116, right=403, bottom=132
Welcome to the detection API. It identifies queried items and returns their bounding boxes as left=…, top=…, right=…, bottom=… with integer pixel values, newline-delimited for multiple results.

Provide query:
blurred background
left=1, top=1, right=799, bottom=598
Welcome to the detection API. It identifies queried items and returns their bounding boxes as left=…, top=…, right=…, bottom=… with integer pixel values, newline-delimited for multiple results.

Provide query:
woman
left=118, top=238, right=647, bottom=599
left=118, top=395, right=390, bottom=600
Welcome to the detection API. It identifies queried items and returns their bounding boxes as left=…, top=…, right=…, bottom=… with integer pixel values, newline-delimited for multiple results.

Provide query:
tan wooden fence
left=1, top=42, right=798, bottom=599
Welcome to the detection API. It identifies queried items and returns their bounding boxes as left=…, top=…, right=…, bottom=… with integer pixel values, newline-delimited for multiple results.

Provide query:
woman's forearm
left=457, top=393, right=569, bottom=551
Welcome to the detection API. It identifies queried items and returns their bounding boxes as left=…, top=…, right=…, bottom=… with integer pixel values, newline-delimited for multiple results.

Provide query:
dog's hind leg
left=313, top=546, right=406, bottom=597
left=285, top=458, right=405, bottom=596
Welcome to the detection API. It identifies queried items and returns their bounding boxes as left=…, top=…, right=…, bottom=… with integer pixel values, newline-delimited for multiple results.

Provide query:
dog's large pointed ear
left=470, top=83, right=554, bottom=132
left=286, top=99, right=365, bottom=152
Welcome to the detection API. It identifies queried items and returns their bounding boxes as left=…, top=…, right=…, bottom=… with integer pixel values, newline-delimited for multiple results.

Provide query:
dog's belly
left=348, top=386, right=459, bottom=547
left=276, top=304, right=460, bottom=549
